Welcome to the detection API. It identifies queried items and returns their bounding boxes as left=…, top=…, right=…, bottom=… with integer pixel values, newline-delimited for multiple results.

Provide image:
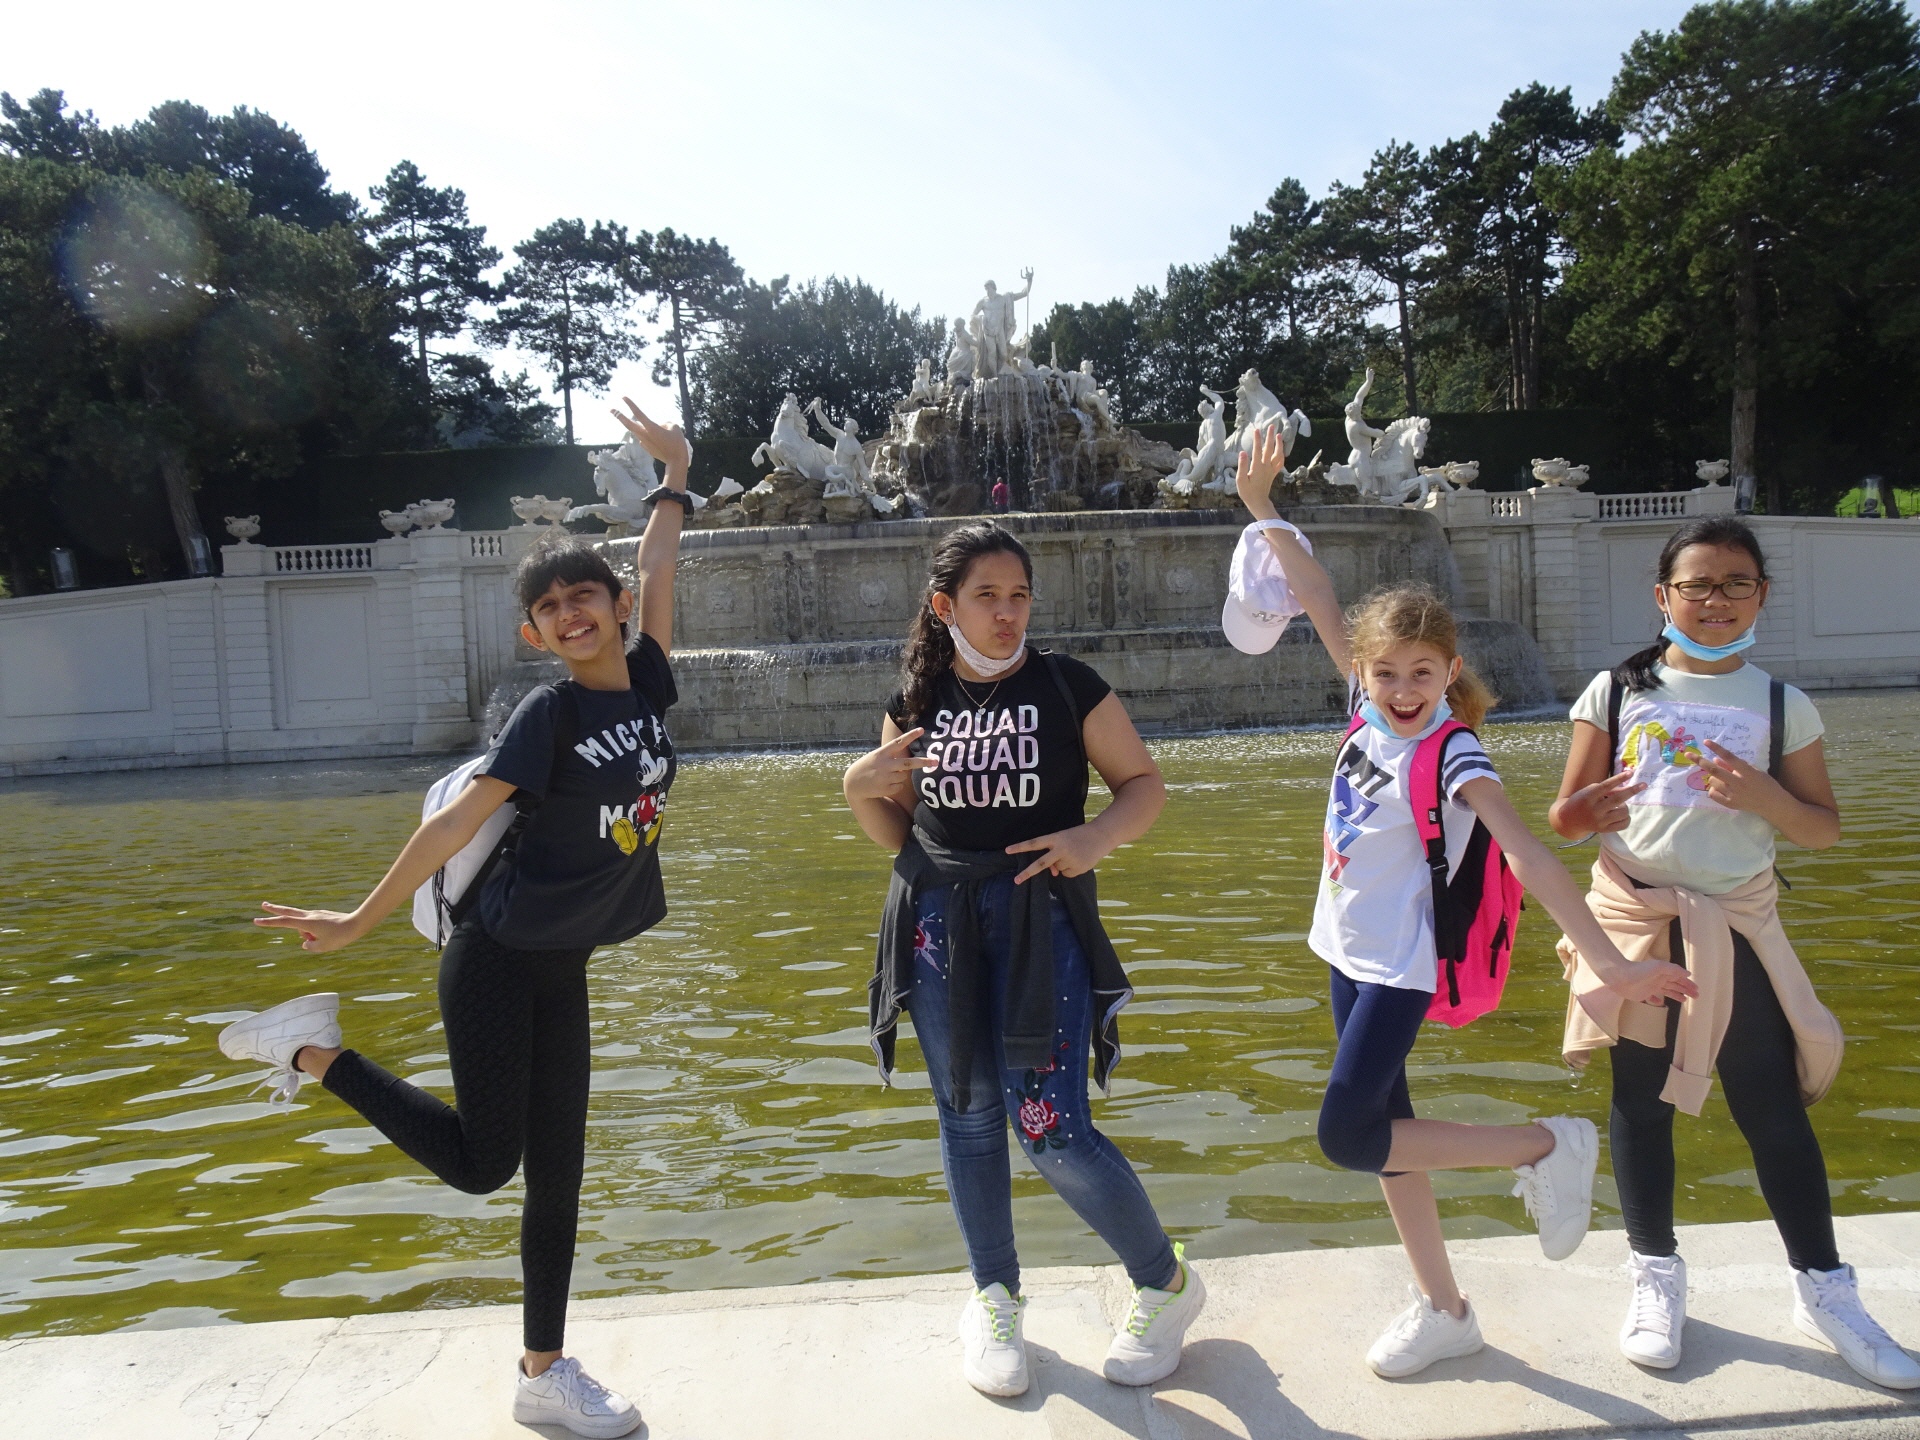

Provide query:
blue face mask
left=1358, top=695, right=1453, bottom=741
left=1661, top=613, right=1757, bottom=662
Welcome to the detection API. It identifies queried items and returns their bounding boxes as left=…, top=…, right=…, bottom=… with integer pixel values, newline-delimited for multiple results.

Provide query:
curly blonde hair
left=1345, top=584, right=1496, bottom=729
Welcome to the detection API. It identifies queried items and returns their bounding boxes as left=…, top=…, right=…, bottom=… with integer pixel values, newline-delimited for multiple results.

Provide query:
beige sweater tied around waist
left=1558, top=848, right=1843, bottom=1116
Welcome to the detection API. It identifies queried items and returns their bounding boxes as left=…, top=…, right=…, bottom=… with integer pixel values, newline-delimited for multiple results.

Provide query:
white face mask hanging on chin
left=944, top=618, right=1026, bottom=678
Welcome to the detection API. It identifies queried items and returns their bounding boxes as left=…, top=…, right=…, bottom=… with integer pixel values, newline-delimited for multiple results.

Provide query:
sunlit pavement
left=6, top=1213, right=1919, bottom=1438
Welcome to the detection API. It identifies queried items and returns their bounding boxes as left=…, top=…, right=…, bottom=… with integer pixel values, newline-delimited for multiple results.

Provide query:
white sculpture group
left=750, top=394, right=896, bottom=518
left=1158, top=370, right=1314, bottom=504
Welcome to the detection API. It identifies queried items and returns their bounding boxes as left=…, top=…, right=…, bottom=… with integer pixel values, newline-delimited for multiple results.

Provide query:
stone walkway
left=7, top=1213, right=1920, bottom=1439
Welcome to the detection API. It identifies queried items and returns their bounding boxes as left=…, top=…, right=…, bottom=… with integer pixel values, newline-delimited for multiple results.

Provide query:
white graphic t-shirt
left=1569, top=661, right=1822, bottom=895
left=1308, top=691, right=1502, bottom=991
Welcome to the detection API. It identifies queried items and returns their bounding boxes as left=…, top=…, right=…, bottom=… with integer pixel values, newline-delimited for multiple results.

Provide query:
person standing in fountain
left=841, top=521, right=1203, bottom=1398
left=1550, top=516, right=1919, bottom=1388
left=213, top=402, right=694, bottom=1440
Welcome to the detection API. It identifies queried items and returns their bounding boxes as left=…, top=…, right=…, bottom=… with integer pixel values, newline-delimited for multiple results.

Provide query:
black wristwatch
left=644, top=486, right=695, bottom=511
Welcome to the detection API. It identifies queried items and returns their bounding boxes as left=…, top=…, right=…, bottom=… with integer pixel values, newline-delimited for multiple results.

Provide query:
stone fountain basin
left=482, top=507, right=1557, bottom=751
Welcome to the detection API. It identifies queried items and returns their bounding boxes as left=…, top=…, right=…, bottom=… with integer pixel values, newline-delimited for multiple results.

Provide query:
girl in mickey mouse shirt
left=216, top=402, right=693, bottom=1438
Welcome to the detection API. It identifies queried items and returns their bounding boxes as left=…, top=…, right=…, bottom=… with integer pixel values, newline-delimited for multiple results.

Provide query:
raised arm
left=255, top=776, right=516, bottom=951
left=613, top=398, right=692, bottom=657
left=1233, top=427, right=1351, bottom=675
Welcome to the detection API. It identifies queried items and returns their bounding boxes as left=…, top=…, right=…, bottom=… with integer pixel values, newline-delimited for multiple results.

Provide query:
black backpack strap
left=447, top=681, right=579, bottom=933
left=1606, top=674, right=1624, bottom=771
left=1767, top=677, right=1785, bottom=779
left=1039, top=650, right=1090, bottom=812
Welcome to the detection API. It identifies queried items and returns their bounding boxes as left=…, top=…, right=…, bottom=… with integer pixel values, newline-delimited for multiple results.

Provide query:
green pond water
left=2, top=694, right=1916, bottom=1339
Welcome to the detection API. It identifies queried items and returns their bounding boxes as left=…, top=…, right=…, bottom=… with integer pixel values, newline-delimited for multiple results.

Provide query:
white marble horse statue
left=751, top=393, right=834, bottom=482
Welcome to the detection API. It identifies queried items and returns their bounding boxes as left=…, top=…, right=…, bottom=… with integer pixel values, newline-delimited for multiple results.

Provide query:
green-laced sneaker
left=959, top=1281, right=1029, bottom=1396
left=1104, top=1242, right=1206, bottom=1386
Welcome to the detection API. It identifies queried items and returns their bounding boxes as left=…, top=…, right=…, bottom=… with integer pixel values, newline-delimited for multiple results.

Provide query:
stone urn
left=539, top=497, right=573, bottom=524
left=1696, top=459, right=1731, bottom=486
left=408, top=498, right=457, bottom=531
left=510, top=494, right=549, bottom=528
left=379, top=509, right=415, bottom=536
left=1531, top=457, right=1571, bottom=486
left=223, top=514, right=261, bottom=545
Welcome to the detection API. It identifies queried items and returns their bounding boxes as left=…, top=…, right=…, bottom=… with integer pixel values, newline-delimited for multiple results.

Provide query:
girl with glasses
left=1550, top=515, right=1917, bottom=1389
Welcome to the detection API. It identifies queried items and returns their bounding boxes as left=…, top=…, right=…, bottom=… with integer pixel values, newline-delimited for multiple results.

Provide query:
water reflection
left=0, top=695, right=1915, bottom=1337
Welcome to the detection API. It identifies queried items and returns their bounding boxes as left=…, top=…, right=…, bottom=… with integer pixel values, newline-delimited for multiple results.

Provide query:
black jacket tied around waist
left=868, top=831, right=1134, bottom=1109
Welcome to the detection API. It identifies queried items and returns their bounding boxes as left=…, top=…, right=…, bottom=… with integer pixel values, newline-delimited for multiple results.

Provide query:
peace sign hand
left=843, top=727, right=937, bottom=804
left=611, top=397, right=692, bottom=485
left=1699, top=740, right=1779, bottom=814
left=1563, top=768, right=1646, bottom=836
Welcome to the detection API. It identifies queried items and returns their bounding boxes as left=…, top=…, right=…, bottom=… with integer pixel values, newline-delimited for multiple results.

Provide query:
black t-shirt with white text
left=476, top=634, right=677, bottom=950
left=889, top=650, right=1111, bottom=852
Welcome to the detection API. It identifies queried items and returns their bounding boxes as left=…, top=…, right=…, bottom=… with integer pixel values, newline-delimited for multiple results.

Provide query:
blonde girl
left=1234, top=430, right=1693, bottom=1378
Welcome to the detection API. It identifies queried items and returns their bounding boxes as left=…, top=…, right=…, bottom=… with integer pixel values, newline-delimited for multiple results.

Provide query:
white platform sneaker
left=1619, top=1251, right=1687, bottom=1369
left=1104, top=1243, right=1207, bottom=1386
left=959, top=1282, right=1029, bottom=1397
left=216, top=993, right=341, bottom=1103
left=512, top=1356, right=641, bottom=1437
left=1366, top=1286, right=1484, bottom=1379
left=1792, top=1264, right=1920, bottom=1389
left=1510, top=1115, right=1598, bottom=1261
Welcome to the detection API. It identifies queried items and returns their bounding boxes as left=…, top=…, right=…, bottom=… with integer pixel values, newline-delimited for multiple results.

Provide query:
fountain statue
left=943, top=319, right=977, bottom=390
left=902, top=359, right=940, bottom=410
left=1156, top=387, right=1234, bottom=506
left=751, top=394, right=834, bottom=482
left=1055, top=358, right=1115, bottom=434
left=568, top=442, right=705, bottom=530
left=1317, top=370, right=1434, bottom=503
left=971, top=269, right=1034, bottom=379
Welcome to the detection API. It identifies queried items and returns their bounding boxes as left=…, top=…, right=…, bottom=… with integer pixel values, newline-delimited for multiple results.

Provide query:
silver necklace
left=952, top=667, right=1003, bottom=713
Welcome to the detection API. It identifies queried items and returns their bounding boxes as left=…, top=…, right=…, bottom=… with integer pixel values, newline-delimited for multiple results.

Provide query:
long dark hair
left=1614, top=516, right=1770, bottom=692
left=898, top=522, right=1034, bottom=725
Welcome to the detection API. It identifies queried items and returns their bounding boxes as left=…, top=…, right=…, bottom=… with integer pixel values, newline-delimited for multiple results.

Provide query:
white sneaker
left=959, top=1282, right=1029, bottom=1397
left=1510, top=1115, right=1598, bottom=1260
left=1366, top=1285, right=1484, bottom=1378
left=1103, top=1243, right=1207, bottom=1386
left=511, top=1355, right=642, bottom=1438
left=216, top=993, right=341, bottom=1103
left=1619, top=1251, right=1687, bottom=1369
left=1792, top=1263, right=1920, bottom=1390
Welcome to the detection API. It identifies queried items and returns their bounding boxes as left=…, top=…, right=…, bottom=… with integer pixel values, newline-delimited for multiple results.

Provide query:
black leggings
left=1609, top=917, right=1838, bottom=1272
left=321, top=918, right=592, bottom=1351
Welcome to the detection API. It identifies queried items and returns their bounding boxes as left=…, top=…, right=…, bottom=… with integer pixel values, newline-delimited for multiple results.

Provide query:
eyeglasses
left=1663, top=577, right=1761, bottom=601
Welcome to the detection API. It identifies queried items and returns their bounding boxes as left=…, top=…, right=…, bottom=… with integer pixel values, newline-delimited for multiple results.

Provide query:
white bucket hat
left=1222, top=519, right=1313, bottom=655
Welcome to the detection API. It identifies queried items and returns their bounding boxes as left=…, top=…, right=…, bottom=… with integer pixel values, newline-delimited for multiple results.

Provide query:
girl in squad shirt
left=842, top=521, right=1204, bottom=1400
left=215, top=403, right=693, bottom=1439
left=1233, top=429, right=1693, bottom=1381
left=1550, top=516, right=1918, bottom=1389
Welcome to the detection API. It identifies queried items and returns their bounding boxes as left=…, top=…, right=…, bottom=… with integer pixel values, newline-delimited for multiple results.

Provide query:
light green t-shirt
left=1568, top=662, right=1823, bottom=895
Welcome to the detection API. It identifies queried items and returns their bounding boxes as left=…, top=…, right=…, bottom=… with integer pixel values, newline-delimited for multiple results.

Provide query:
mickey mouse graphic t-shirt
left=888, top=649, right=1110, bottom=852
left=476, top=634, right=678, bottom=949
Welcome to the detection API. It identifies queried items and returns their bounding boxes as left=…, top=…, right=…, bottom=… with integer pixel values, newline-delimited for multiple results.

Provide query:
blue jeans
left=907, top=876, right=1177, bottom=1294
left=1318, top=966, right=1431, bottom=1176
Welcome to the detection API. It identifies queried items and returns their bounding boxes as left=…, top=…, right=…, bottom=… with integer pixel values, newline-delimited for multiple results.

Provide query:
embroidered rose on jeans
left=1017, top=1069, right=1067, bottom=1153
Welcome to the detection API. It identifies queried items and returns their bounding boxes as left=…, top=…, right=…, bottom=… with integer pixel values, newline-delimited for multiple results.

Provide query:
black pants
left=1608, top=917, right=1839, bottom=1272
left=322, top=918, right=592, bottom=1351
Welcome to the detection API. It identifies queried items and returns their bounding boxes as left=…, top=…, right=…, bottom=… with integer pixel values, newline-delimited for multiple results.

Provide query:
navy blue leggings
left=1318, top=966, right=1433, bottom=1175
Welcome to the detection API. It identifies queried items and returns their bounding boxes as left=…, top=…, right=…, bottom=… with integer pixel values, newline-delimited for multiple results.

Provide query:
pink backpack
left=1342, top=716, right=1524, bottom=1027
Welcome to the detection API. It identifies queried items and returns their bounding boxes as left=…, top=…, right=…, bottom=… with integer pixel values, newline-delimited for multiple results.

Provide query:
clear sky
left=7, top=0, right=1706, bottom=443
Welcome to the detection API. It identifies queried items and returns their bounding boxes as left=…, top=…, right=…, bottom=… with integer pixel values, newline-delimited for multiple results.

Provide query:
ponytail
left=1612, top=515, right=1772, bottom=695
left=1446, top=662, right=1495, bottom=730
left=897, top=521, right=1033, bottom=727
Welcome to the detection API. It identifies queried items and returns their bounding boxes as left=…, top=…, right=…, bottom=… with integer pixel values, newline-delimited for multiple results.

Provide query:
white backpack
left=410, top=681, right=576, bottom=946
